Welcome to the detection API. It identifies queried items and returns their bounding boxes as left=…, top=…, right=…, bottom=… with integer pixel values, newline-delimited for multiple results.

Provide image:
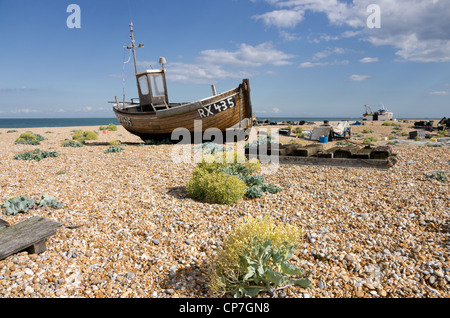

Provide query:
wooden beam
left=0, top=216, right=62, bottom=260
left=248, top=154, right=396, bottom=170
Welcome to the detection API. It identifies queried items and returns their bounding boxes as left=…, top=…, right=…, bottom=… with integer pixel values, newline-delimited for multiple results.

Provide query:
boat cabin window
left=138, top=75, right=149, bottom=95
left=150, top=73, right=166, bottom=97
left=136, top=70, right=169, bottom=110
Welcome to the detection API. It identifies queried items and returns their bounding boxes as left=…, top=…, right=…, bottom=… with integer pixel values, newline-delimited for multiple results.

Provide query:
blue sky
left=0, top=0, right=449, bottom=119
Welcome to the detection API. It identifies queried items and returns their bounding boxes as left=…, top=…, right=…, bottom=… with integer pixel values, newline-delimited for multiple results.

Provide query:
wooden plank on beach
left=370, top=146, right=393, bottom=160
left=333, top=145, right=361, bottom=158
left=317, top=147, right=340, bottom=158
left=286, top=144, right=323, bottom=157
left=352, top=147, right=373, bottom=159
left=0, top=216, right=62, bottom=260
left=247, top=154, right=395, bottom=170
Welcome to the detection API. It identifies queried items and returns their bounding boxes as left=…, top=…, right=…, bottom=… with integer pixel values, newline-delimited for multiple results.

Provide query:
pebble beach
left=0, top=120, right=449, bottom=299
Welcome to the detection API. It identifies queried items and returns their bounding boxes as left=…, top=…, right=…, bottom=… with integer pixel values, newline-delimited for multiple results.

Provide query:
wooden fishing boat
left=363, top=104, right=393, bottom=121
left=111, top=24, right=253, bottom=142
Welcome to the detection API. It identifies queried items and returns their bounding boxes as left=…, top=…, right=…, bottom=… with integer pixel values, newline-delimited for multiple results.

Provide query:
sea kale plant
left=15, top=132, right=45, bottom=145
left=209, top=216, right=312, bottom=298
left=62, top=140, right=83, bottom=147
left=0, top=196, right=35, bottom=216
left=186, top=149, right=282, bottom=205
left=14, top=149, right=60, bottom=161
left=1, top=194, right=62, bottom=216
left=104, top=146, right=124, bottom=153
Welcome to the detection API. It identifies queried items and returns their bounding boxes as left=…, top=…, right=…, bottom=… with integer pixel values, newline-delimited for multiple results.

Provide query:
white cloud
left=255, top=107, right=282, bottom=114
left=348, top=74, right=372, bottom=81
left=279, top=30, right=301, bottom=41
left=162, top=42, right=295, bottom=83
left=429, top=91, right=448, bottom=95
left=10, top=108, right=39, bottom=113
left=300, top=60, right=348, bottom=68
left=313, top=47, right=345, bottom=60
left=254, top=0, right=450, bottom=63
left=252, top=9, right=305, bottom=28
left=199, top=42, right=295, bottom=67
left=360, top=57, right=379, bottom=63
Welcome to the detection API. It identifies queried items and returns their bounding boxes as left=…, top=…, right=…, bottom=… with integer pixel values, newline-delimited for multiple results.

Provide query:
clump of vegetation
left=109, top=139, right=121, bottom=146
left=388, top=134, right=397, bottom=140
left=209, top=216, right=312, bottom=298
left=382, top=121, right=393, bottom=126
left=245, top=135, right=277, bottom=149
left=62, top=140, right=83, bottom=147
left=362, top=128, right=374, bottom=134
left=7, top=130, right=18, bottom=133
left=72, top=130, right=98, bottom=142
left=363, top=136, right=378, bottom=146
left=187, top=168, right=247, bottom=205
left=1, top=196, right=35, bottom=215
left=1, top=194, right=62, bottom=216
left=414, top=136, right=422, bottom=141
left=14, top=149, right=60, bottom=161
left=186, top=151, right=281, bottom=205
left=99, top=123, right=118, bottom=131
left=425, top=171, right=447, bottom=183
left=293, top=127, right=303, bottom=134
left=437, top=130, right=448, bottom=137
left=104, top=146, right=123, bottom=153
left=36, top=194, right=63, bottom=208
left=15, top=132, right=45, bottom=145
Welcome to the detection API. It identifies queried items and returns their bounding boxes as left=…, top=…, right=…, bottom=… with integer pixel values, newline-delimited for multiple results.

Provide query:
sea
left=0, top=116, right=437, bottom=129
left=0, top=117, right=362, bottom=129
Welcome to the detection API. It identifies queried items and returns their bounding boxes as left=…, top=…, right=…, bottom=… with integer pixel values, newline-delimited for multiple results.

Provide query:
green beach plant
left=15, top=132, right=44, bottom=145
left=1, top=194, right=63, bottom=216
left=62, top=140, right=83, bottom=147
left=208, top=216, right=311, bottom=298
left=72, top=130, right=98, bottom=141
left=36, top=194, right=63, bottom=208
left=363, top=136, right=378, bottom=146
left=104, top=146, right=124, bottom=153
left=186, top=150, right=279, bottom=204
left=99, top=123, right=118, bottom=131
left=109, top=139, right=122, bottom=146
left=1, top=196, right=35, bottom=215
left=14, top=149, right=60, bottom=161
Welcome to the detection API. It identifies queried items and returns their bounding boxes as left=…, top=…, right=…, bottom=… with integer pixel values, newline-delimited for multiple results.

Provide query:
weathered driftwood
left=251, top=155, right=395, bottom=170
left=317, top=147, right=341, bottom=158
left=280, top=143, right=324, bottom=157
left=370, top=146, right=393, bottom=160
left=352, top=147, right=373, bottom=159
left=333, top=145, right=361, bottom=158
left=0, top=219, right=10, bottom=229
left=0, top=216, right=62, bottom=260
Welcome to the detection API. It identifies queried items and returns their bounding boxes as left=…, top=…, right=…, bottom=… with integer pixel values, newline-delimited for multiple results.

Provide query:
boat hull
left=113, top=79, right=253, bottom=142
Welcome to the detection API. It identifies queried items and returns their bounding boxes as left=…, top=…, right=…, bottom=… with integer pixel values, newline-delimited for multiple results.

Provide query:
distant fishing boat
left=363, top=105, right=393, bottom=121
left=111, top=24, right=253, bottom=141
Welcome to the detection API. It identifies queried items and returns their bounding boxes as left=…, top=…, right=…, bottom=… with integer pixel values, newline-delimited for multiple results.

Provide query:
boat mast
left=126, top=23, right=144, bottom=110
left=128, top=23, right=139, bottom=75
